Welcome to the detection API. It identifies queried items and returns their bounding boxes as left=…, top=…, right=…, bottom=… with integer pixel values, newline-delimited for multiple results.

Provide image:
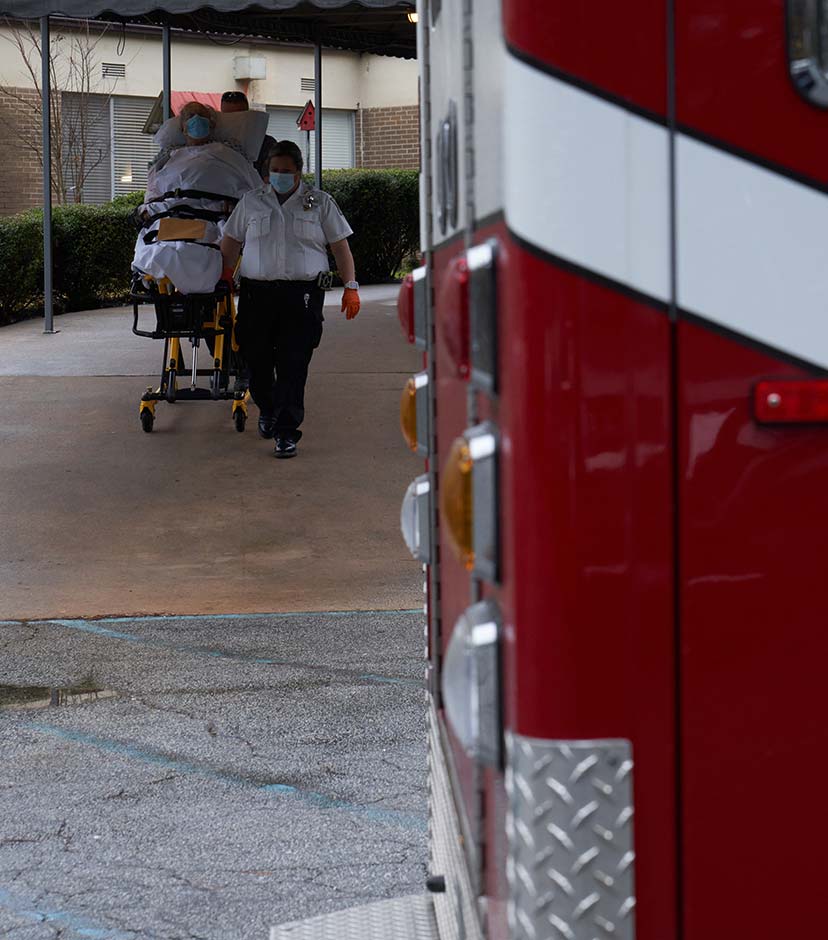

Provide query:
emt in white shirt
left=220, top=139, right=360, bottom=458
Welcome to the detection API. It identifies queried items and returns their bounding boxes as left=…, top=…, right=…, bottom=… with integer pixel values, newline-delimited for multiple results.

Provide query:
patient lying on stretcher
left=132, top=102, right=264, bottom=295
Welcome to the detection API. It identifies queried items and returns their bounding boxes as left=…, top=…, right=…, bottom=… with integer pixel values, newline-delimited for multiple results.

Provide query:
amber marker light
left=441, top=436, right=474, bottom=570
left=400, top=371, right=429, bottom=455
left=400, top=377, right=418, bottom=452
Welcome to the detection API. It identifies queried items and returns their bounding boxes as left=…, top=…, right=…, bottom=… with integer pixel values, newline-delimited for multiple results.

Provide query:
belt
left=142, top=204, right=229, bottom=228
left=158, top=188, right=239, bottom=204
left=242, top=276, right=325, bottom=289
left=142, top=232, right=221, bottom=248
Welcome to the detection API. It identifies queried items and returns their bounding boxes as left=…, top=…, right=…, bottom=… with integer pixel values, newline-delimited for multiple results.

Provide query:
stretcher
left=131, top=262, right=249, bottom=433
left=129, top=122, right=266, bottom=433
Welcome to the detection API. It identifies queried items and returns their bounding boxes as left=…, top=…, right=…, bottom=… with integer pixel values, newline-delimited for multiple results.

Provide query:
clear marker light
left=400, top=474, right=431, bottom=563
left=442, top=600, right=502, bottom=767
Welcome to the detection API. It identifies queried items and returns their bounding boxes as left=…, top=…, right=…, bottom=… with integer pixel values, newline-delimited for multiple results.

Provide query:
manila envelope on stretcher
left=156, top=217, right=209, bottom=241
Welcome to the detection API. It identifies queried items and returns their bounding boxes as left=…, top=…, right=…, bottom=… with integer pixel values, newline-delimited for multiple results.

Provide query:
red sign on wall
left=297, top=100, right=315, bottom=131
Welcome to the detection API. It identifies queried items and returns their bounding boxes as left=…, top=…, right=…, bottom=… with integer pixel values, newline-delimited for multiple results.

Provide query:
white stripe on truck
left=503, top=53, right=671, bottom=304
left=504, top=50, right=828, bottom=369
left=677, top=133, right=828, bottom=368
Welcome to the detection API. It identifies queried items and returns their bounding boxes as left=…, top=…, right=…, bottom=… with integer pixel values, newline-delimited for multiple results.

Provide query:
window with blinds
left=60, top=92, right=111, bottom=204
left=266, top=106, right=355, bottom=172
left=112, top=96, right=159, bottom=197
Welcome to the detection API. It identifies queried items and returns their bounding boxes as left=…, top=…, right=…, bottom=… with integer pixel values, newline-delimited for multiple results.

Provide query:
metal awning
left=0, top=1, right=417, bottom=58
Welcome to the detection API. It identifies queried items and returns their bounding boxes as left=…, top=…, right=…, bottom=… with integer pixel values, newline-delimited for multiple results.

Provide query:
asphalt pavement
left=0, top=611, right=427, bottom=939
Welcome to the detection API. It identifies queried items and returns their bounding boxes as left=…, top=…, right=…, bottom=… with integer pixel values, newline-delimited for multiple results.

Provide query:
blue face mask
left=185, top=115, right=211, bottom=140
left=270, top=172, right=296, bottom=195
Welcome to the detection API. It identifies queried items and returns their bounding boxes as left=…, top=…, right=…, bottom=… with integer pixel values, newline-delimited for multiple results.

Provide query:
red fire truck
left=397, top=1, right=828, bottom=939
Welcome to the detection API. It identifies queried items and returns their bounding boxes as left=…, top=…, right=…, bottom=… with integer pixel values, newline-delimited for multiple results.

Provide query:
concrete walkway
left=0, top=286, right=424, bottom=620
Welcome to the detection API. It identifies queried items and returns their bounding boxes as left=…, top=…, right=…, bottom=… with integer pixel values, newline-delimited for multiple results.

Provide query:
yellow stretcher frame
left=132, top=275, right=250, bottom=434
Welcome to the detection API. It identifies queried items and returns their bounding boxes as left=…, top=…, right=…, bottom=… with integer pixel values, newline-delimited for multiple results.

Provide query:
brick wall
left=356, top=104, right=419, bottom=170
left=0, top=87, right=47, bottom=216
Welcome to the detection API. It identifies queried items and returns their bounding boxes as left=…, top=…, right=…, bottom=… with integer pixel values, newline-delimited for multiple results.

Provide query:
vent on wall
left=300, top=77, right=315, bottom=93
left=102, top=62, right=126, bottom=78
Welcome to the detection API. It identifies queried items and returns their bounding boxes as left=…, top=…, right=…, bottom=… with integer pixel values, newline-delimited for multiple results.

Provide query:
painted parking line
left=12, top=608, right=423, bottom=625
left=23, top=722, right=427, bottom=832
left=0, top=886, right=134, bottom=940
left=42, top=618, right=423, bottom=688
left=0, top=614, right=424, bottom=688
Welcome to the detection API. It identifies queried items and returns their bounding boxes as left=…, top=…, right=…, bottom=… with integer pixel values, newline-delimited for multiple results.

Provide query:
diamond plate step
left=506, top=736, right=636, bottom=940
left=268, top=894, right=439, bottom=940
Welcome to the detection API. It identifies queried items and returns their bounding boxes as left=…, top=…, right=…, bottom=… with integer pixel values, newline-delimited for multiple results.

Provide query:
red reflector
left=397, top=274, right=415, bottom=344
left=754, top=380, right=828, bottom=423
left=437, top=255, right=470, bottom=380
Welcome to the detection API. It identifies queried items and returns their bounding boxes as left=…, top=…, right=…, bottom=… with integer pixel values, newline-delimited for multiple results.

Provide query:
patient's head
left=179, top=101, right=217, bottom=146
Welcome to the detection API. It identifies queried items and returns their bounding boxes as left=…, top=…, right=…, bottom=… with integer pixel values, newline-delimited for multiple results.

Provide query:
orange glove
left=341, top=287, right=360, bottom=320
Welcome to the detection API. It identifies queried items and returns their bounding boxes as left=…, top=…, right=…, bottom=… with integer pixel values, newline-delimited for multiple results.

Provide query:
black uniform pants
left=237, top=278, right=324, bottom=439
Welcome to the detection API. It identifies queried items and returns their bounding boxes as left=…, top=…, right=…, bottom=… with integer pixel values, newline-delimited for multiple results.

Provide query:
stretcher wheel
left=140, top=409, right=155, bottom=433
left=233, top=409, right=247, bottom=433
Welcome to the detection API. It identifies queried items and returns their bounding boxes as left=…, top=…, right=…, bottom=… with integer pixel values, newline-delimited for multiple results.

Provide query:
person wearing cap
left=219, top=139, right=360, bottom=459
left=220, top=90, right=277, bottom=179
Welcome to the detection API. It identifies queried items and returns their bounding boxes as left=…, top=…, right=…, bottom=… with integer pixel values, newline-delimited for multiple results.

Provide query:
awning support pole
left=314, top=43, right=322, bottom=190
left=41, top=15, right=56, bottom=335
left=162, top=24, right=172, bottom=120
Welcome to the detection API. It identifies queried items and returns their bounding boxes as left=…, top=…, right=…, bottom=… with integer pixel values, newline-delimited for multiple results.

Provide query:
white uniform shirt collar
left=282, top=180, right=307, bottom=210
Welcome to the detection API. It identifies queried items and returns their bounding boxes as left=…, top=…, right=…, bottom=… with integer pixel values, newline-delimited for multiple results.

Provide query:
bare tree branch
left=0, top=17, right=116, bottom=203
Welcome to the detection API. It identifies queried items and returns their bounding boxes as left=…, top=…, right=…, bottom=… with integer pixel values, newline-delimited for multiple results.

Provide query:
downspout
left=42, top=14, right=56, bottom=334
left=314, top=43, right=322, bottom=189
left=162, top=23, right=171, bottom=120
left=358, top=101, right=364, bottom=168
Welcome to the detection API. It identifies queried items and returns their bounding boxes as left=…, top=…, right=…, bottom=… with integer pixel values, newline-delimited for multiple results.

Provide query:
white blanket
left=133, top=142, right=262, bottom=295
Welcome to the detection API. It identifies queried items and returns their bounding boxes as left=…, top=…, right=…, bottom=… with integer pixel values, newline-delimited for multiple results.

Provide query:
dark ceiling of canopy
left=0, top=1, right=418, bottom=58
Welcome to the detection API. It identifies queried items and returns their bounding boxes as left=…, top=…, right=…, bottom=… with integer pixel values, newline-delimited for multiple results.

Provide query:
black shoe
left=258, top=416, right=275, bottom=439
left=273, top=435, right=298, bottom=459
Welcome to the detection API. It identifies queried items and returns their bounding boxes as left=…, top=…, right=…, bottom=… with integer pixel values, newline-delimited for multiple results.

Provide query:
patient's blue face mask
left=270, top=171, right=297, bottom=195
left=185, top=115, right=211, bottom=140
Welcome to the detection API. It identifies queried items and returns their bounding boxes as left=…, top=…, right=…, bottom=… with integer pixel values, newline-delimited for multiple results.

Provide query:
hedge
left=0, top=169, right=419, bottom=326
left=313, top=169, right=419, bottom=283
